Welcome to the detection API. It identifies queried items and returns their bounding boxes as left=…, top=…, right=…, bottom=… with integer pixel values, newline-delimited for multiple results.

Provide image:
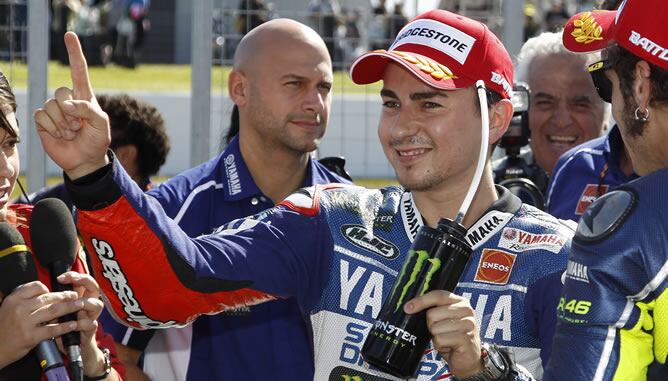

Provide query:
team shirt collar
left=221, top=136, right=319, bottom=202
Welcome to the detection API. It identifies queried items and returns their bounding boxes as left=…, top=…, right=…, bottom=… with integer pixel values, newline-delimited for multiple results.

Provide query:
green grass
left=0, top=61, right=382, bottom=94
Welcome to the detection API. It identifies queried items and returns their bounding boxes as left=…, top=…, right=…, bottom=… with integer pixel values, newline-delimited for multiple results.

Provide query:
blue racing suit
left=544, top=167, right=668, bottom=380
left=546, top=126, right=637, bottom=222
left=69, top=154, right=574, bottom=380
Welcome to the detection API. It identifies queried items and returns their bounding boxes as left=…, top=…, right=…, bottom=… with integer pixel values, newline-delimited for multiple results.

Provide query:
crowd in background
left=1, top=0, right=589, bottom=69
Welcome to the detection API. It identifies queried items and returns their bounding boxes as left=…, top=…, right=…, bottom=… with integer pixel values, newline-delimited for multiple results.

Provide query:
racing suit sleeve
left=523, top=271, right=563, bottom=366
left=67, top=154, right=333, bottom=330
left=544, top=236, right=664, bottom=380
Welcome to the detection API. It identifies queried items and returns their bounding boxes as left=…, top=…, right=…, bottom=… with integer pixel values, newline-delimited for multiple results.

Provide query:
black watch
left=459, top=343, right=509, bottom=381
left=83, top=347, right=111, bottom=381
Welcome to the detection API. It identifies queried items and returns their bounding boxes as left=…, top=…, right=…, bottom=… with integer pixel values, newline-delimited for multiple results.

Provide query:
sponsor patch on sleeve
left=474, top=249, right=517, bottom=285
left=575, top=184, right=609, bottom=215
left=498, top=227, right=566, bottom=254
left=575, top=189, right=636, bottom=243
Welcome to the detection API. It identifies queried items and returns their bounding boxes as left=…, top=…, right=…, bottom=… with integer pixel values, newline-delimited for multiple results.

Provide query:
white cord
left=455, top=80, right=489, bottom=224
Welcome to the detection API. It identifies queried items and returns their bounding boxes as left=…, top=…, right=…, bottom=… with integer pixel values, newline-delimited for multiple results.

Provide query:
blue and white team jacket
left=69, top=157, right=574, bottom=380
left=546, top=126, right=637, bottom=222
left=113, top=136, right=351, bottom=381
left=545, top=167, right=668, bottom=380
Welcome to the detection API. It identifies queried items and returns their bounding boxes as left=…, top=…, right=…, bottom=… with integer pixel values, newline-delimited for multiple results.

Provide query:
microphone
left=0, top=222, right=70, bottom=381
left=29, top=199, right=83, bottom=381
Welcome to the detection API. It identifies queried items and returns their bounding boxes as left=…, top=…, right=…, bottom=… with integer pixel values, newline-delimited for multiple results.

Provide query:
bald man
left=121, top=19, right=351, bottom=380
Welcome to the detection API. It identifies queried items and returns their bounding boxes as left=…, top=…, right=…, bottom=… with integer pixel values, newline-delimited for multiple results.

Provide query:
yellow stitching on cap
left=571, top=12, right=603, bottom=44
left=386, top=50, right=457, bottom=80
left=391, top=51, right=419, bottom=64
left=438, top=63, right=454, bottom=77
left=415, top=55, right=429, bottom=67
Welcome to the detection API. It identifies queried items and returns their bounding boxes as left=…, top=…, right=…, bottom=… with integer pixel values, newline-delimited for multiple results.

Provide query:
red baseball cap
left=350, top=9, right=514, bottom=99
left=563, top=0, right=668, bottom=70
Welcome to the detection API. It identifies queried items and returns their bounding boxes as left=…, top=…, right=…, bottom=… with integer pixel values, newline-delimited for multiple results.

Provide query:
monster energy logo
left=391, top=250, right=442, bottom=312
left=340, top=376, right=362, bottom=381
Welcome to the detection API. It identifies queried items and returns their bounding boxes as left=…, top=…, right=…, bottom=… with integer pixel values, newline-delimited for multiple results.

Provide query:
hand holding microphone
left=55, top=271, right=107, bottom=377
left=30, top=198, right=86, bottom=381
left=0, top=221, right=77, bottom=380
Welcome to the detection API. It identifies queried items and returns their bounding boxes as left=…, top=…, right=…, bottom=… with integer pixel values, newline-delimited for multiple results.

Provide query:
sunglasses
left=588, top=60, right=613, bottom=103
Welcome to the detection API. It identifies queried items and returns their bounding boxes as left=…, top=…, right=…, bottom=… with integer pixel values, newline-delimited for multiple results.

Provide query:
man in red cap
left=36, top=9, right=574, bottom=381
left=545, top=0, right=668, bottom=380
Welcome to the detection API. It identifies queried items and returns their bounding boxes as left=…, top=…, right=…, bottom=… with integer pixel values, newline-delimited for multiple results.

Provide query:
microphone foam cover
left=29, top=198, right=78, bottom=267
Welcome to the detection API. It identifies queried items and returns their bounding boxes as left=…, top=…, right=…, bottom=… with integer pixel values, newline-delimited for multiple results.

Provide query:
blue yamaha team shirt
left=546, top=126, right=637, bottom=222
left=115, top=136, right=351, bottom=380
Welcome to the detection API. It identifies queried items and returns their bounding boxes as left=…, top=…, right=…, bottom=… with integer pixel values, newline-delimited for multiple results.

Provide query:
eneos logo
left=474, top=249, right=516, bottom=285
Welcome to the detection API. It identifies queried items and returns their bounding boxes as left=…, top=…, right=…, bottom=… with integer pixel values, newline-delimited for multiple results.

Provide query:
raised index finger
left=64, top=31, right=94, bottom=100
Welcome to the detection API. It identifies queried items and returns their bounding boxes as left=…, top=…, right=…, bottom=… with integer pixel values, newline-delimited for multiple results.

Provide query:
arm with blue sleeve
left=67, top=152, right=333, bottom=330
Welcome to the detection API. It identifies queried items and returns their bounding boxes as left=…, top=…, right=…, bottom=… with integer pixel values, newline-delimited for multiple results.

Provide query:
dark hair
left=225, top=104, right=240, bottom=144
left=473, top=88, right=504, bottom=116
left=0, top=71, right=18, bottom=139
left=475, top=88, right=505, bottom=152
left=607, top=45, right=668, bottom=136
left=98, top=94, right=170, bottom=178
left=485, top=89, right=504, bottom=109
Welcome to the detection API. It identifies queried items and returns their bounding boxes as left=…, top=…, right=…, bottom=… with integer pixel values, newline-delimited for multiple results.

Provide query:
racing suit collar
left=401, top=185, right=521, bottom=242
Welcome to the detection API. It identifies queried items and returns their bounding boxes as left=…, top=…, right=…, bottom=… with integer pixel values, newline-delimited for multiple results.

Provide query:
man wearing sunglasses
left=545, top=0, right=668, bottom=379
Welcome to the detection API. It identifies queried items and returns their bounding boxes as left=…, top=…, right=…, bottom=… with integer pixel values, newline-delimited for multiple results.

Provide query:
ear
left=228, top=70, right=249, bottom=107
left=488, top=98, right=513, bottom=146
left=632, top=60, right=652, bottom=109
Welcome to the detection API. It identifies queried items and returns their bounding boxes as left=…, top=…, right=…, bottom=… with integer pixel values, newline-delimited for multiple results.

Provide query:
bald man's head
left=226, top=18, right=333, bottom=156
left=234, top=18, right=330, bottom=73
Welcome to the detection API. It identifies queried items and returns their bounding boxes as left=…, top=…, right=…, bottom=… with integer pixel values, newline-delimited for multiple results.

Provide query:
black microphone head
left=29, top=198, right=79, bottom=268
left=0, top=222, right=37, bottom=295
